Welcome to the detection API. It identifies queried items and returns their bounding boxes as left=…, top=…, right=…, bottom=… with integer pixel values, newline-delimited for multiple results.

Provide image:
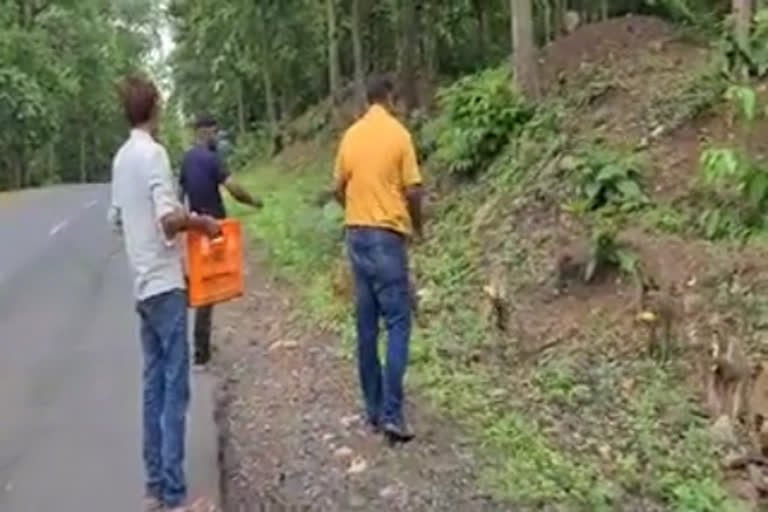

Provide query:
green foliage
left=718, top=8, right=768, bottom=79
left=565, top=146, right=649, bottom=214
left=697, top=85, right=768, bottom=239
left=423, top=68, right=535, bottom=177
left=642, top=0, right=726, bottom=27
left=0, top=0, right=157, bottom=189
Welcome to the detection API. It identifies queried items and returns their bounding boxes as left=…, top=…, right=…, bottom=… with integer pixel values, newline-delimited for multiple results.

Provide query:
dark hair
left=366, top=76, right=394, bottom=104
left=194, top=113, right=217, bottom=129
left=118, top=75, right=159, bottom=127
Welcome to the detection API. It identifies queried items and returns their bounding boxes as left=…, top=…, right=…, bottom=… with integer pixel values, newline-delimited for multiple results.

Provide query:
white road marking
left=49, top=220, right=69, bottom=237
left=84, top=199, right=98, bottom=209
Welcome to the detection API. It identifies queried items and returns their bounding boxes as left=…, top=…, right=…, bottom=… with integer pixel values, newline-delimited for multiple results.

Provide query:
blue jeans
left=346, top=227, right=412, bottom=426
left=136, top=289, right=190, bottom=507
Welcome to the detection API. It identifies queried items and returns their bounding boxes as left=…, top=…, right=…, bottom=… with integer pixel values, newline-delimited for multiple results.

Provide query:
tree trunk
left=79, top=129, right=87, bottom=183
left=511, top=0, right=539, bottom=98
left=422, top=2, right=438, bottom=85
left=326, top=0, right=341, bottom=107
left=236, top=78, right=246, bottom=135
left=553, top=0, right=565, bottom=36
left=540, top=0, right=552, bottom=44
left=261, top=64, right=278, bottom=141
left=257, top=14, right=279, bottom=144
left=733, top=0, right=753, bottom=49
left=47, top=140, right=56, bottom=184
left=351, top=0, right=367, bottom=113
left=400, top=0, right=419, bottom=112
left=472, top=0, right=490, bottom=61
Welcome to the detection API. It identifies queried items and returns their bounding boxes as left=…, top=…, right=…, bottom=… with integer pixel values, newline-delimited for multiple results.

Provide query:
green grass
left=226, top=145, right=745, bottom=510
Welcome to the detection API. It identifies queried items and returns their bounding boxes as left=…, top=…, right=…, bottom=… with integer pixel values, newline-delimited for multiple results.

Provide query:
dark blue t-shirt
left=179, top=146, right=230, bottom=219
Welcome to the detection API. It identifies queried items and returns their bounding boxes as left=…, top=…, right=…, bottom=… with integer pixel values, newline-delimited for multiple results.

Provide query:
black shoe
left=382, top=421, right=415, bottom=444
left=366, top=417, right=381, bottom=434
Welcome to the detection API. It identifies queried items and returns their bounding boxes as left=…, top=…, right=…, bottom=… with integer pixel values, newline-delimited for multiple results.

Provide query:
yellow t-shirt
left=334, top=105, right=422, bottom=236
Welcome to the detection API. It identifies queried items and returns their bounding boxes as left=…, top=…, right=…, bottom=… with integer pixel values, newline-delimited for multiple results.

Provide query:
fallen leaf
left=268, top=339, right=299, bottom=351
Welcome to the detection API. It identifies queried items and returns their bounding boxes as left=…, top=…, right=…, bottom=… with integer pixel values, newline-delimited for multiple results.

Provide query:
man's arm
left=107, top=203, right=123, bottom=235
left=214, top=153, right=262, bottom=208
left=405, top=186, right=425, bottom=239
left=107, top=166, right=123, bottom=235
left=160, top=208, right=220, bottom=239
left=401, top=133, right=425, bottom=239
left=333, top=136, right=348, bottom=208
left=223, top=177, right=263, bottom=208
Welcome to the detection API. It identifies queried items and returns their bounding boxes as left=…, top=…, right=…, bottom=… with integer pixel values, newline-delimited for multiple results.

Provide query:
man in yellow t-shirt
left=333, top=76, right=424, bottom=443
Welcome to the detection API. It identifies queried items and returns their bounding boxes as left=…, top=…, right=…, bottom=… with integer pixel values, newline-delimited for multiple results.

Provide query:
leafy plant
left=422, top=67, right=535, bottom=178
left=718, top=8, right=768, bottom=79
left=565, top=146, right=649, bottom=214
left=697, top=85, right=768, bottom=239
left=586, top=214, right=639, bottom=283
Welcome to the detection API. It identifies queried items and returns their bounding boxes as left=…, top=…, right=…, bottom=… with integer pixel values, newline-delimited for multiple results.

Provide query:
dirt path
left=213, top=254, right=513, bottom=511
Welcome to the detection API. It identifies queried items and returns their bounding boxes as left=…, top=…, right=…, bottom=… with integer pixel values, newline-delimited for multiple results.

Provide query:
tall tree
left=733, top=0, right=753, bottom=49
left=511, top=0, right=539, bottom=98
left=399, top=0, right=419, bottom=112
left=327, top=0, right=341, bottom=109
left=351, top=0, right=367, bottom=112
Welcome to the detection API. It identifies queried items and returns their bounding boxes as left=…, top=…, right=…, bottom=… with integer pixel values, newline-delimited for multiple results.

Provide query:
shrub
left=422, top=67, right=535, bottom=178
left=696, top=85, right=768, bottom=239
left=564, top=146, right=649, bottom=214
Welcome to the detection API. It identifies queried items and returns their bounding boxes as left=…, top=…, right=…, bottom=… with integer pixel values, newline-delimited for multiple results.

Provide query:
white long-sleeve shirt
left=108, top=129, right=185, bottom=301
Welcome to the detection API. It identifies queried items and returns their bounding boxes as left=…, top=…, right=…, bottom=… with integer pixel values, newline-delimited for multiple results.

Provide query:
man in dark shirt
left=179, top=114, right=262, bottom=367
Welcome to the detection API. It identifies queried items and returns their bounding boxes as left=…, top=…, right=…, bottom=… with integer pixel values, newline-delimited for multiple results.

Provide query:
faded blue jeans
left=136, top=288, right=190, bottom=507
left=346, top=227, right=412, bottom=427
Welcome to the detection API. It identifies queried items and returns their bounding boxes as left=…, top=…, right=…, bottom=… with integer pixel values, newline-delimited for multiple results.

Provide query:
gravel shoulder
left=213, top=254, right=513, bottom=512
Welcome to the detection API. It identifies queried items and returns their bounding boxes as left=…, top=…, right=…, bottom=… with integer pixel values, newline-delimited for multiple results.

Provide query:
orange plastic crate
left=186, top=218, right=245, bottom=308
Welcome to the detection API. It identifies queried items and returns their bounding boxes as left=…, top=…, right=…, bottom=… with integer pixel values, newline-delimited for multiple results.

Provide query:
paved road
left=0, top=185, right=219, bottom=512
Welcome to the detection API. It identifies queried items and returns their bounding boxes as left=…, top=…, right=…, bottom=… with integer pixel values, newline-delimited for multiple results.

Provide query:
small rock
left=348, top=493, right=367, bottom=508
left=334, top=446, right=354, bottom=459
left=340, top=414, right=360, bottom=428
left=650, top=125, right=665, bottom=139
left=649, top=40, right=665, bottom=52
left=347, top=456, right=368, bottom=474
left=710, top=415, right=738, bottom=447
left=268, top=339, right=299, bottom=351
left=379, top=484, right=401, bottom=500
left=558, top=155, right=580, bottom=172
left=682, top=292, right=704, bottom=315
left=598, top=444, right=612, bottom=460
left=725, top=475, right=759, bottom=509
left=747, top=464, right=768, bottom=493
left=490, top=388, right=506, bottom=398
left=322, top=433, right=335, bottom=443
left=722, top=450, right=749, bottom=470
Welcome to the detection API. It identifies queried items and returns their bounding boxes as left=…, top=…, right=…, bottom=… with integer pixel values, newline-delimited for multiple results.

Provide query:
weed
left=564, top=145, right=649, bottom=214
left=718, top=8, right=768, bottom=80
left=421, top=67, right=535, bottom=178
left=696, top=84, right=768, bottom=239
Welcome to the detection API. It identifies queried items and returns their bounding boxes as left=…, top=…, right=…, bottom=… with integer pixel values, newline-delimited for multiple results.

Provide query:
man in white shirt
left=108, top=75, right=219, bottom=512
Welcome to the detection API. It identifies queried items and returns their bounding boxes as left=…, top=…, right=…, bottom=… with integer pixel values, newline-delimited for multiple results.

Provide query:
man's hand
left=191, top=212, right=222, bottom=238
left=224, top=178, right=262, bottom=209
